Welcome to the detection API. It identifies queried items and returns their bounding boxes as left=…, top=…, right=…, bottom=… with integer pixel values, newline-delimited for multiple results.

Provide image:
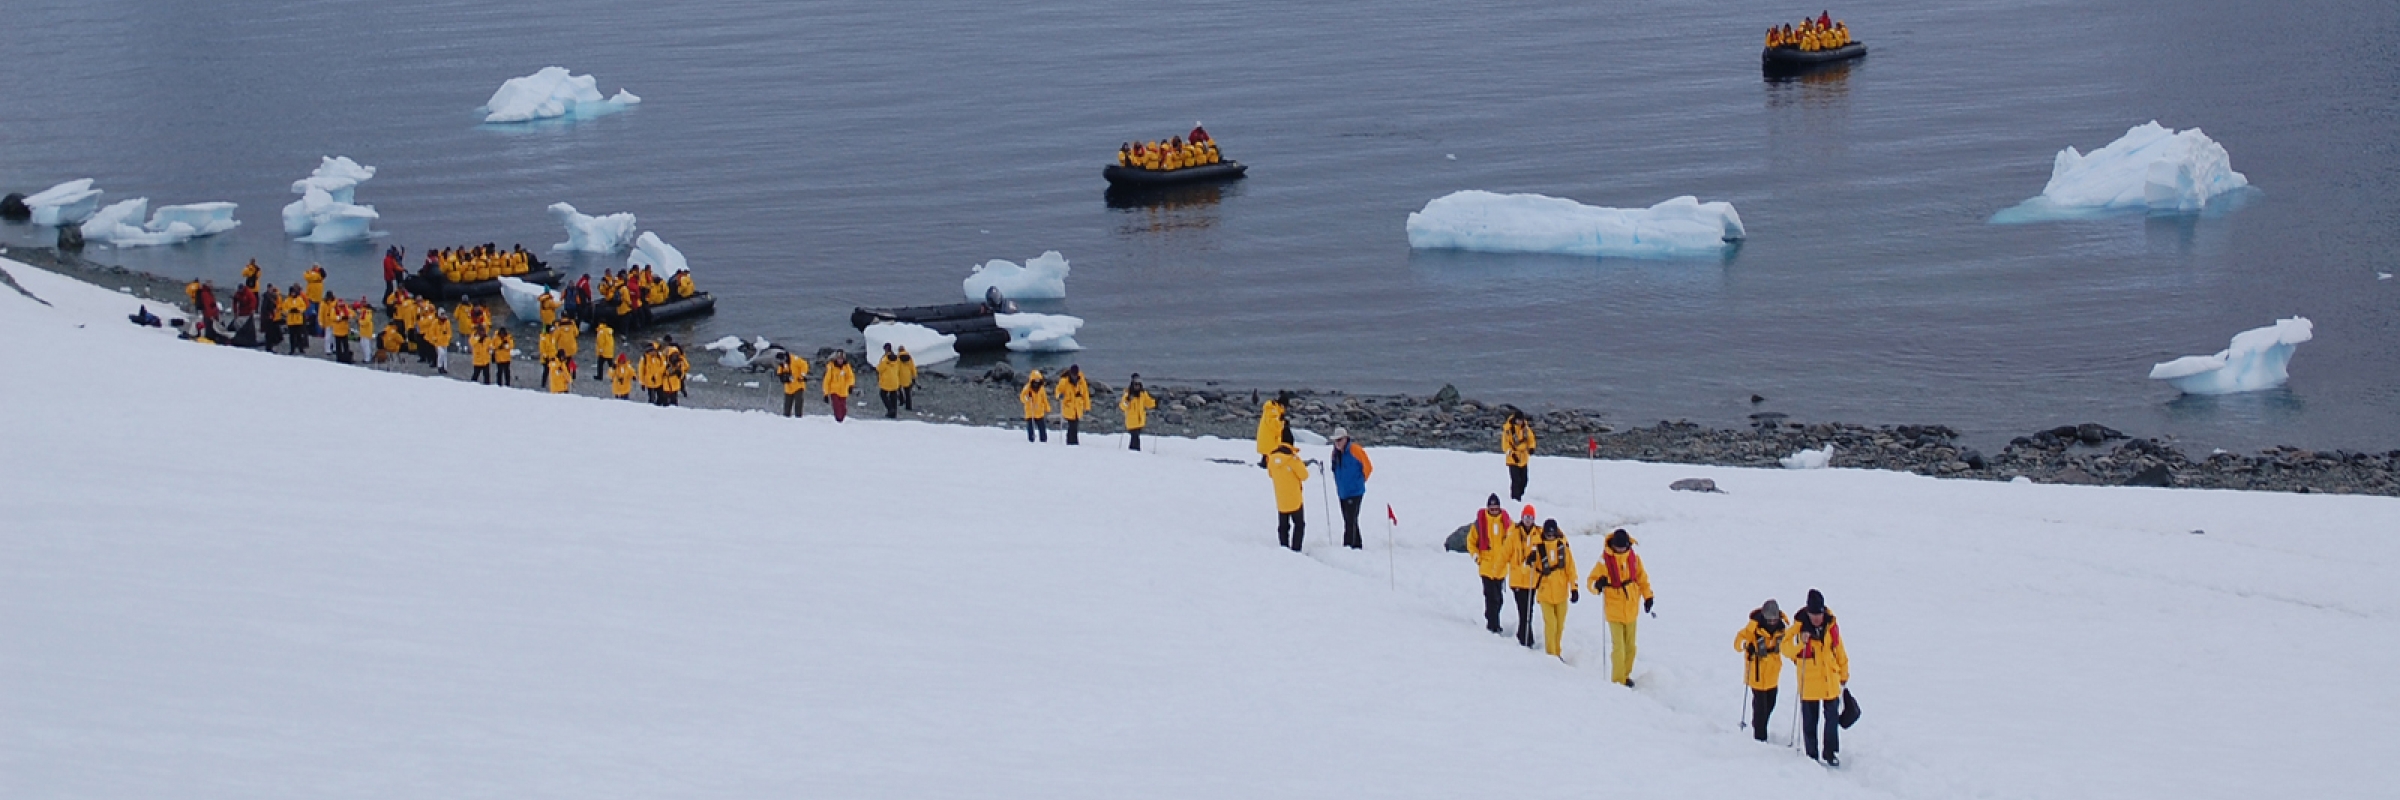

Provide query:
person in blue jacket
left=1328, top=427, right=1374, bottom=549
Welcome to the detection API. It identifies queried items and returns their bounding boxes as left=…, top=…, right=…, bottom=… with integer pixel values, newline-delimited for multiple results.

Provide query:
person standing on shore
left=381, top=246, right=403, bottom=296
left=1531, top=519, right=1578, bottom=658
left=280, top=285, right=310, bottom=355
left=1255, top=390, right=1290, bottom=467
left=1466, top=496, right=1514, bottom=635
left=877, top=344, right=905, bottom=419
left=660, top=341, right=687, bottom=407
left=423, top=311, right=452, bottom=375
left=593, top=322, right=615, bottom=380
left=823, top=351, right=856, bottom=422
left=776, top=350, right=809, bottom=417
left=610, top=353, right=634, bottom=400
left=1502, top=410, right=1537, bottom=501
left=545, top=354, right=572, bottom=394
left=896, top=346, right=917, bottom=410
left=1119, top=374, right=1156, bottom=451
left=1056, top=365, right=1091, bottom=445
left=1328, top=428, right=1372, bottom=549
left=1737, top=599, right=1789, bottom=743
left=639, top=343, right=664, bottom=403
left=556, top=319, right=579, bottom=377
left=469, top=329, right=494, bottom=384
left=1787, top=589, right=1850, bottom=765
left=260, top=284, right=285, bottom=352
left=1587, top=529, right=1652, bottom=687
left=1019, top=370, right=1053, bottom=442
left=1268, top=441, right=1308, bottom=552
left=1505, top=506, right=1541, bottom=648
left=326, top=301, right=353, bottom=364
left=494, top=329, right=516, bottom=387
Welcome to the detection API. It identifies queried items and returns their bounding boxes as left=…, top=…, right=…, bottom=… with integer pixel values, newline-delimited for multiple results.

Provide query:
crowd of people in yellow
left=1767, top=11, right=1853, bottom=51
left=1116, top=125, right=1225, bottom=171
left=597, top=264, right=700, bottom=323
left=424, top=243, right=540, bottom=283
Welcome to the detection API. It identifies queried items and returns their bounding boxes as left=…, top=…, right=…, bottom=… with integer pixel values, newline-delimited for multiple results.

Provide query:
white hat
left=1332, top=427, right=1350, bottom=439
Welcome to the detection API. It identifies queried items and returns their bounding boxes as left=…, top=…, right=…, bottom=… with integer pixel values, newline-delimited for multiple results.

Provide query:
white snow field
left=280, top=156, right=379, bottom=243
left=3, top=258, right=2395, bottom=799
left=1406, top=190, right=1745, bottom=258
left=963, top=250, right=1071, bottom=300
left=2150, top=317, right=2313, bottom=395
left=864, top=320, right=961, bottom=366
left=481, top=66, right=640, bottom=124
left=549, top=202, right=638, bottom=252
left=1994, top=122, right=2251, bottom=222
left=24, top=178, right=104, bottom=225
left=80, top=199, right=240, bottom=247
left=993, top=311, right=1084, bottom=352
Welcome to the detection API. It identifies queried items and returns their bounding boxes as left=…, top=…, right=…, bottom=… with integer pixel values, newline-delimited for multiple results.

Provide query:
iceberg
left=148, top=202, right=240, bottom=237
left=482, top=67, right=640, bottom=124
left=702, top=336, right=751, bottom=368
left=1780, top=444, right=1835, bottom=470
left=26, top=179, right=104, bottom=226
left=281, top=157, right=379, bottom=243
left=993, top=313, right=1084, bottom=352
left=549, top=203, right=638, bottom=252
left=1995, top=122, right=2249, bottom=222
left=2148, top=317, right=2311, bottom=395
left=627, top=231, right=689, bottom=276
left=81, top=199, right=195, bottom=247
left=1405, top=191, right=1744, bottom=258
left=864, top=322, right=961, bottom=367
left=963, top=251, right=1070, bottom=301
left=496, top=276, right=558, bottom=322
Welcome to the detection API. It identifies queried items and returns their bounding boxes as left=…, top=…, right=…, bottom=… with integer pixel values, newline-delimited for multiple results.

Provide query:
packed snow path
left=2, top=258, right=2393, bottom=798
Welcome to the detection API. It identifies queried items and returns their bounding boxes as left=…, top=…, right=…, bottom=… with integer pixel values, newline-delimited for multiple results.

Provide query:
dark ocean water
left=3, top=0, right=2395, bottom=451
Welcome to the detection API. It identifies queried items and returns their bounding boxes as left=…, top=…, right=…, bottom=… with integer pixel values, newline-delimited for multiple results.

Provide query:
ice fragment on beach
left=1405, top=191, right=1744, bottom=258
left=549, top=203, right=637, bottom=252
left=1994, top=122, right=2248, bottom=222
left=1780, top=444, right=1835, bottom=470
left=26, top=179, right=104, bottom=225
left=993, top=313, right=1084, bottom=352
left=865, top=322, right=961, bottom=366
left=2148, top=317, right=2310, bottom=395
left=482, top=67, right=640, bottom=124
left=963, top=251, right=1070, bottom=301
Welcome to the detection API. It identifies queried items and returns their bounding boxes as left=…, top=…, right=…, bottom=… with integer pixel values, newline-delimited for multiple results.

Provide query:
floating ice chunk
left=1292, top=428, right=1328, bottom=446
left=26, top=179, right=103, bottom=225
left=81, top=199, right=201, bottom=247
left=281, top=157, right=379, bottom=242
left=2148, top=317, right=2311, bottom=395
left=626, top=231, right=689, bottom=276
left=1994, top=122, right=2249, bottom=222
left=864, top=322, right=961, bottom=367
left=549, top=203, right=638, bottom=252
left=1780, top=444, right=1835, bottom=470
left=148, top=202, right=239, bottom=237
left=993, top=312, right=1085, bottom=352
left=497, top=276, right=559, bottom=322
left=702, top=336, right=750, bottom=367
left=482, top=67, right=641, bottom=124
left=963, top=251, right=1071, bottom=301
left=1406, top=191, right=1744, bottom=258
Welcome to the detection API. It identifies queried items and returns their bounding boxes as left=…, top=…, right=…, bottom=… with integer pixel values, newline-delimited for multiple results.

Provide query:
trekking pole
left=1384, top=504, right=1397, bottom=591
left=1587, top=437, right=1599, bottom=513
left=1314, top=462, right=1332, bottom=549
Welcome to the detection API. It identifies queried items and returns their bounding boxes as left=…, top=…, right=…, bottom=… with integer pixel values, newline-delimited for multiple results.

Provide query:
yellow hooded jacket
left=1267, top=446, right=1308, bottom=513
left=1736, top=613, right=1789, bottom=691
left=1119, top=390, right=1157, bottom=429
left=1587, top=544, right=1653, bottom=624
left=1784, top=616, right=1850, bottom=701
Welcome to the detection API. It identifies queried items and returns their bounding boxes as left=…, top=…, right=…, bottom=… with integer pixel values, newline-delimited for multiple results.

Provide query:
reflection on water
left=2163, top=387, right=2307, bottom=431
left=1762, top=59, right=1857, bottom=107
left=1108, top=181, right=1231, bottom=237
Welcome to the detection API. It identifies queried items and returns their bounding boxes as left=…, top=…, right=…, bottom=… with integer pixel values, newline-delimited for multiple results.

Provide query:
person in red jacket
left=1818, top=10, right=1832, bottom=29
left=1188, top=123, right=1211, bottom=144
left=382, top=246, right=404, bottom=295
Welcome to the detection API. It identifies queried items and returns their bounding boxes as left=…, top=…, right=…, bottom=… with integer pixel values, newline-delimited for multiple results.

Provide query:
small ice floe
left=865, top=322, right=960, bottom=367
left=2148, top=317, right=2311, bottom=395
left=1993, top=122, right=2249, bottom=222
left=26, top=179, right=104, bottom=225
left=963, top=251, right=1069, bottom=301
left=482, top=67, right=639, bottom=124
left=1405, top=191, right=1744, bottom=258
left=281, top=157, right=378, bottom=243
left=549, top=203, right=637, bottom=252
left=993, top=312, right=1083, bottom=352
left=1779, top=444, right=1835, bottom=470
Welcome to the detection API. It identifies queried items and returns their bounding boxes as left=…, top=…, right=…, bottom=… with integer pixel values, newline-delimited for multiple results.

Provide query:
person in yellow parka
left=376, top=321, right=405, bottom=364
left=325, top=301, right=354, bottom=364
left=353, top=301, right=374, bottom=360
left=537, top=322, right=561, bottom=387
left=877, top=344, right=907, bottom=419
left=1119, top=373, right=1157, bottom=451
left=1502, top=410, right=1537, bottom=501
left=660, top=341, right=687, bottom=407
left=1586, top=529, right=1653, bottom=687
left=423, top=313, right=453, bottom=375
left=1528, top=519, right=1578, bottom=658
left=1055, top=364, right=1091, bottom=445
left=493, top=329, right=516, bottom=387
left=1465, top=495, right=1515, bottom=634
left=546, top=355, right=572, bottom=394
left=775, top=350, right=809, bottom=417
left=469, top=331, right=494, bottom=384
left=555, top=320, right=578, bottom=365
left=1503, top=506, right=1543, bottom=648
left=1267, top=441, right=1308, bottom=552
left=1019, top=369, right=1053, bottom=442
left=610, top=353, right=634, bottom=399
left=1255, top=390, right=1290, bottom=466
left=593, top=323, right=615, bottom=380
left=303, top=264, right=326, bottom=303
left=822, top=351, right=856, bottom=421
left=638, top=343, right=666, bottom=404
left=1785, top=589, right=1850, bottom=764
left=1737, top=599, right=1790, bottom=742
left=280, top=287, right=310, bottom=355
left=538, top=292, right=559, bottom=327
left=895, top=346, right=917, bottom=410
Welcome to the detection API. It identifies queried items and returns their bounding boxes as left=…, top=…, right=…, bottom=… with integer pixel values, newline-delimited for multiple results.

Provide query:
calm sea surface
left=4, top=0, right=2395, bottom=451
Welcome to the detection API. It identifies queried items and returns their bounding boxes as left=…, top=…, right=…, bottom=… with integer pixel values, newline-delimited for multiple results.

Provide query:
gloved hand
left=1570, top=590, right=1579, bottom=603
left=1644, top=598, right=1654, bottom=614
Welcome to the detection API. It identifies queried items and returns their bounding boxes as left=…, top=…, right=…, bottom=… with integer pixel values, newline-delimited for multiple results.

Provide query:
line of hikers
left=1015, top=365, right=1161, bottom=449
left=1767, top=12, right=1852, bottom=51
left=1116, top=124, right=1225, bottom=171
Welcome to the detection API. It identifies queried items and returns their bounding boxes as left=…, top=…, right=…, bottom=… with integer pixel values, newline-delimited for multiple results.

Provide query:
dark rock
left=1669, top=478, right=1724, bottom=493
left=1750, top=394, right=1766, bottom=404
left=1433, top=383, right=1460, bottom=409
left=56, top=225, right=83, bottom=251
left=0, top=193, right=27, bottom=221
left=2076, top=423, right=2125, bottom=444
left=1962, top=449, right=1987, bottom=470
left=2049, top=466, right=2097, bottom=485
left=982, top=361, right=1016, bottom=384
left=2125, top=464, right=2173, bottom=487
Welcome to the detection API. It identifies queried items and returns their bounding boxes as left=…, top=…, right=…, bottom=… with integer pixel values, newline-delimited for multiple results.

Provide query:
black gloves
left=1644, top=598, right=1654, bottom=614
left=1570, top=590, right=1579, bottom=603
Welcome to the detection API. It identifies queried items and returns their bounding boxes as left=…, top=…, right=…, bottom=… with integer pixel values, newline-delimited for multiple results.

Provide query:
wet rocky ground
left=16, top=246, right=2397, bottom=497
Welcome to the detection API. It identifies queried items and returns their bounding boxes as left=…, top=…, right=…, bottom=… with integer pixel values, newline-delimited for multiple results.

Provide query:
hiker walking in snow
left=1119, top=374, right=1157, bottom=451
left=895, top=346, right=917, bottom=410
left=776, top=350, right=808, bottom=417
left=878, top=344, right=905, bottom=418
left=1737, top=599, right=1789, bottom=742
left=1020, top=370, right=1053, bottom=442
left=1255, top=390, right=1290, bottom=467
left=1587, top=529, right=1653, bottom=687
left=1056, top=365, right=1091, bottom=445
left=1502, top=410, right=1536, bottom=501
left=1465, top=496, right=1515, bottom=634
left=1506, top=506, right=1541, bottom=648
left=823, top=351, right=856, bottom=421
left=1530, top=519, right=1577, bottom=657
left=1786, top=589, right=1850, bottom=765
left=1328, top=428, right=1372, bottom=549
left=1268, top=441, right=1309, bottom=551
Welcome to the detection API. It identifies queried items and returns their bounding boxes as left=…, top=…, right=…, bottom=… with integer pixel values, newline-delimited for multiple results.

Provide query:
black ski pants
left=1801, top=698, right=1840, bottom=759
left=783, top=390, right=804, bottom=417
left=1277, top=509, right=1305, bottom=551
left=472, top=364, right=491, bottom=384
left=1509, top=464, right=1529, bottom=501
left=1064, top=418, right=1080, bottom=445
left=882, top=389, right=900, bottom=418
left=1512, top=587, right=1536, bottom=646
left=1339, top=495, right=1364, bottom=548
left=286, top=324, right=310, bottom=354
left=333, top=335, right=353, bottom=364
left=1026, top=417, right=1048, bottom=442
left=1750, top=687, right=1778, bottom=742
left=901, top=385, right=914, bottom=410
left=1127, top=427, right=1144, bottom=451
left=1481, top=576, right=1505, bottom=633
left=496, top=361, right=513, bottom=386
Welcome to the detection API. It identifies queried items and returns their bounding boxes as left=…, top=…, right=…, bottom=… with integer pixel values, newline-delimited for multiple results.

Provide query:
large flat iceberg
left=993, top=313, right=1084, bottom=352
left=79, top=199, right=238, bottom=247
left=1995, top=122, right=2249, bottom=222
left=26, top=179, right=104, bottom=226
left=1406, top=191, right=1743, bottom=258
left=2149, top=317, right=2311, bottom=395
left=482, top=67, right=641, bottom=124
left=865, top=322, right=961, bottom=367
left=282, top=157, right=379, bottom=243
left=626, top=231, right=690, bottom=276
left=549, top=203, right=638, bottom=252
left=963, top=251, right=1070, bottom=301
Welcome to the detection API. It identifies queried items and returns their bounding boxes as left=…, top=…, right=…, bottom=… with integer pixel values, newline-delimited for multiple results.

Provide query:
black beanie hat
left=1486, top=494, right=1502, bottom=507
left=1806, top=588, right=1826, bottom=613
left=1607, top=529, right=1631, bottom=549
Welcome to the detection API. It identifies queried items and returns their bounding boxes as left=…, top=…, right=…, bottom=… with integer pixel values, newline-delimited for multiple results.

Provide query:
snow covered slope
left=2, top=259, right=2393, bottom=799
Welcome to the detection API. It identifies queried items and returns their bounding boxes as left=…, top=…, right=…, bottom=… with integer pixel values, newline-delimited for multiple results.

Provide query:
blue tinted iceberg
left=1995, top=122, right=2248, bottom=222
left=963, top=251, right=1070, bottom=301
left=627, top=231, right=690, bottom=276
left=866, top=322, right=961, bottom=367
left=496, top=276, right=558, bottom=322
left=993, top=313, right=1084, bottom=352
left=282, top=157, right=379, bottom=243
left=2149, top=317, right=2310, bottom=395
left=1406, top=191, right=1744, bottom=258
left=26, top=179, right=104, bottom=226
left=80, top=199, right=236, bottom=247
left=549, top=203, right=638, bottom=252
left=483, top=67, right=640, bottom=124
left=149, top=202, right=240, bottom=237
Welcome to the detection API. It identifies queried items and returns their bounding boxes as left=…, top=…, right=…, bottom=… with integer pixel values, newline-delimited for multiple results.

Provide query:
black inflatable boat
left=400, top=267, right=564, bottom=300
left=1103, top=161, right=1248, bottom=187
left=589, top=292, right=718, bottom=331
left=850, top=302, right=1012, bottom=352
left=1762, top=42, right=1866, bottom=69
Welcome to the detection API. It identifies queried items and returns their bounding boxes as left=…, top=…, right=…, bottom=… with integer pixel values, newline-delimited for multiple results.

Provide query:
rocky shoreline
left=11, top=246, right=2397, bottom=497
